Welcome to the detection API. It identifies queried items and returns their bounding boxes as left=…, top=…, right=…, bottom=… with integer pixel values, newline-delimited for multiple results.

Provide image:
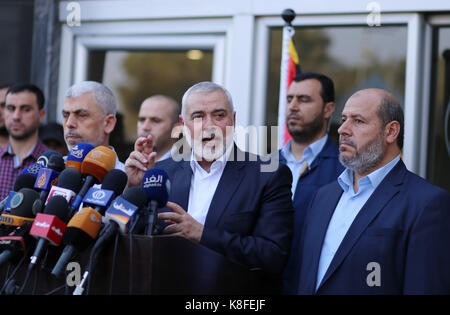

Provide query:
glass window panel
left=87, top=49, right=213, bottom=161
left=428, top=27, right=450, bottom=191
left=266, top=26, right=407, bottom=150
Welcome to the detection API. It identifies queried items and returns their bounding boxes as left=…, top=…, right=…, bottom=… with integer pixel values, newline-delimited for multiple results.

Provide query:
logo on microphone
left=70, top=145, right=84, bottom=159
left=35, top=221, right=50, bottom=228
left=92, top=190, right=106, bottom=200
left=112, top=201, right=135, bottom=217
left=27, top=164, right=42, bottom=175
left=37, top=171, right=47, bottom=188
left=37, top=156, right=49, bottom=167
left=90, top=150, right=107, bottom=160
left=52, top=226, right=63, bottom=237
left=10, top=192, right=23, bottom=209
left=143, top=175, right=164, bottom=188
left=90, top=213, right=101, bottom=223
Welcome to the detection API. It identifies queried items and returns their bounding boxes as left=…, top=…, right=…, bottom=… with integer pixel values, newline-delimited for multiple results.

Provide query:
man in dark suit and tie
left=125, top=82, right=294, bottom=282
left=287, top=88, right=450, bottom=294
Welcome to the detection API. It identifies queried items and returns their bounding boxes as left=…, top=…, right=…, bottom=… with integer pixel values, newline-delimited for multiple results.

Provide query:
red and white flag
left=278, top=27, right=301, bottom=148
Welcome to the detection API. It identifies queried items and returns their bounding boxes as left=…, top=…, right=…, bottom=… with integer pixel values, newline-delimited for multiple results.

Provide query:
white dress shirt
left=187, top=144, right=233, bottom=225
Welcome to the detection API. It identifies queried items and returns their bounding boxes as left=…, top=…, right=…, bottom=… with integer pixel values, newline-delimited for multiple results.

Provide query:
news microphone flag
left=278, top=9, right=301, bottom=148
left=104, top=196, right=139, bottom=234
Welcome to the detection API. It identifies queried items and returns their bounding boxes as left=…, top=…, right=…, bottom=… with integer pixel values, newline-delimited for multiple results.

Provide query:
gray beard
left=339, top=131, right=384, bottom=175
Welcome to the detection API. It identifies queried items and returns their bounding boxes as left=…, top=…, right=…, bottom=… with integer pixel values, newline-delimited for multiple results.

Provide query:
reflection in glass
left=88, top=50, right=213, bottom=161
left=266, top=26, right=406, bottom=150
left=428, top=27, right=450, bottom=191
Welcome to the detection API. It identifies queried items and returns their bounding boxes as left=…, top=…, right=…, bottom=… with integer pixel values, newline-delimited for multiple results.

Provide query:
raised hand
left=125, top=135, right=157, bottom=187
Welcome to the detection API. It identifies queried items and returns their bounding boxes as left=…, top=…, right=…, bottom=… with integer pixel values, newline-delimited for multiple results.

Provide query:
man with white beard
left=285, top=88, right=450, bottom=295
left=125, top=82, right=293, bottom=288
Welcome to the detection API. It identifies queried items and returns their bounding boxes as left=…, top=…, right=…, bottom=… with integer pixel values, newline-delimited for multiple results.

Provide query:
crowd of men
left=0, top=75, right=449, bottom=294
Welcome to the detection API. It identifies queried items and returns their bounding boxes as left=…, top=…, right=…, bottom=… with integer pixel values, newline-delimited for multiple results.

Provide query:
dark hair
left=293, top=72, right=335, bottom=104
left=378, top=96, right=404, bottom=150
left=0, top=84, right=11, bottom=90
left=6, top=83, right=45, bottom=109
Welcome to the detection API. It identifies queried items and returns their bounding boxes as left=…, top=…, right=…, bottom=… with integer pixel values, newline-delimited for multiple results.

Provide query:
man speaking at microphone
left=61, top=81, right=124, bottom=170
left=125, top=82, right=294, bottom=286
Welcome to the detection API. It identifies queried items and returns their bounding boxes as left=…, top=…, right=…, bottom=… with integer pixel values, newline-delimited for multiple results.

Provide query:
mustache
left=339, top=137, right=357, bottom=149
left=9, top=122, right=25, bottom=128
left=287, top=113, right=303, bottom=121
left=65, top=130, right=82, bottom=138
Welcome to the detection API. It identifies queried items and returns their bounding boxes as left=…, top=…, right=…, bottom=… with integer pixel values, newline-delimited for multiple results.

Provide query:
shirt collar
left=190, top=142, right=234, bottom=174
left=6, top=141, right=38, bottom=158
left=281, top=134, right=328, bottom=164
left=338, top=155, right=401, bottom=192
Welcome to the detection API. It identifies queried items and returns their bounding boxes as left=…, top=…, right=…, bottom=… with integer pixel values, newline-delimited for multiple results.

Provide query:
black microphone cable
left=0, top=244, right=33, bottom=295
left=129, top=230, right=134, bottom=295
left=108, top=231, right=120, bottom=295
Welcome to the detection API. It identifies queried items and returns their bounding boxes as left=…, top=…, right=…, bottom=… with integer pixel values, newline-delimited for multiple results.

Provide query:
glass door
left=428, top=24, right=450, bottom=191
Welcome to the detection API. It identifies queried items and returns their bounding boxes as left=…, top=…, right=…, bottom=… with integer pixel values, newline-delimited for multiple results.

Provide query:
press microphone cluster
left=0, top=145, right=173, bottom=295
left=50, top=169, right=128, bottom=278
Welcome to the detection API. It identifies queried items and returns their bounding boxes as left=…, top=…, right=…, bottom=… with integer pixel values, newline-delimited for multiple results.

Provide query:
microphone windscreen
left=20, top=163, right=44, bottom=177
left=9, top=188, right=40, bottom=218
left=57, top=169, right=83, bottom=194
left=64, top=207, right=102, bottom=250
left=122, top=186, right=149, bottom=209
left=142, top=168, right=170, bottom=207
left=47, top=154, right=65, bottom=172
left=101, top=169, right=128, bottom=196
left=81, top=146, right=116, bottom=183
left=37, top=150, right=61, bottom=168
left=13, top=173, right=37, bottom=191
left=43, top=195, right=69, bottom=222
left=66, top=142, right=95, bottom=172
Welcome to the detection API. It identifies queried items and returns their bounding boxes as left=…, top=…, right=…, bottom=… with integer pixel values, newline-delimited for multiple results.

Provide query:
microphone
left=50, top=207, right=102, bottom=278
left=51, top=170, right=127, bottom=278
left=65, top=142, right=95, bottom=172
left=103, top=186, right=148, bottom=235
left=0, top=189, right=40, bottom=266
left=0, top=173, right=37, bottom=213
left=73, top=186, right=148, bottom=295
left=0, top=224, right=36, bottom=268
left=20, top=162, right=45, bottom=177
left=34, top=154, right=65, bottom=206
left=0, top=188, right=39, bottom=228
left=36, top=150, right=62, bottom=168
left=141, top=168, right=171, bottom=235
left=81, top=169, right=128, bottom=215
left=45, top=168, right=83, bottom=208
left=69, top=146, right=117, bottom=215
left=28, top=196, right=69, bottom=268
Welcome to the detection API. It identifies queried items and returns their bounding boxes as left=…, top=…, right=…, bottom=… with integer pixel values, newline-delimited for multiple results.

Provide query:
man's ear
left=323, top=102, right=335, bottom=120
left=39, top=109, right=46, bottom=124
left=385, top=120, right=400, bottom=146
left=171, top=115, right=184, bottom=139
left=104, top=114, right=117, bottom=134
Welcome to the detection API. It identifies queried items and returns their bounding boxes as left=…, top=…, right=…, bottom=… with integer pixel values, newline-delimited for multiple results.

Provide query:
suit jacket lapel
left=204, top=146, right=246, bottom=228
left=171, top=160, right=192, bottom=210
left=317, top=160, right=406, bottom=291
left=301, top=181, right=343, bottom=294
